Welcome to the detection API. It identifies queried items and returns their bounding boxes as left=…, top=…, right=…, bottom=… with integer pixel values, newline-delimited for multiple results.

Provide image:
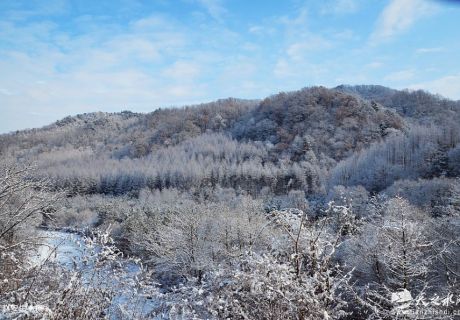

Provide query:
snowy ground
left=30, top=230, right=160, bottom=319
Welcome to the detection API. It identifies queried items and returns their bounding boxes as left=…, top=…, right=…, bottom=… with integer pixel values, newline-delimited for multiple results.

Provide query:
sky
left=0, top=0, right=459, bottom=133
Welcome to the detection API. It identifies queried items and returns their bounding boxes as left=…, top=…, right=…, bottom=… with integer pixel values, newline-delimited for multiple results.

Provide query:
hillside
left=1, top=86, right=409, bottom=197
left=1, top=85, right=460, bottom=319
left=0, top=98, right=258, bottom=159
left=232, top=86, right=404, bottom=161
left=336, top=84, right=460, bottom=125
left=3, top=85, right=460, bottom=198
left=2, top=88, right=405, bottom=162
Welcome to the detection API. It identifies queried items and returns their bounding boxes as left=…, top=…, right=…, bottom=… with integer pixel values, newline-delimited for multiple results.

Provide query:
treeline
left=1, top=86, right=460, bottom=201
left=1, top=86, right=414, bottom=198
left=330, top=125, right=460, bottom=193
left=34, top=133, right=324, bottom=196
left=337, top=84, right=460, bottom=124
left=0, top=98, right=257, bottom=159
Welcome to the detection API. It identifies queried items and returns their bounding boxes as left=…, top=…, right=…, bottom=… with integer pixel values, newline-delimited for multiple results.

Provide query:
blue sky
left=0, top=0, right=459, bottom=133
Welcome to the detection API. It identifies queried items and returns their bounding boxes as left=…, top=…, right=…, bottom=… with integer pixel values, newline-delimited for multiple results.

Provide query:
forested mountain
left=232, top=86, right=404, bottom=161
left=336, top=84, right=460, bottom=125
left=1, top=85, right=459, bottom=319
left=0, top=87, right=408, bottom=197
left=0, top=98, right=258, bottom=159
left=3, top=85, right=459, bottom=199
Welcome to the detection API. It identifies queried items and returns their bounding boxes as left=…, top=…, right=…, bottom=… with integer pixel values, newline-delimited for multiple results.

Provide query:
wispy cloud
left=371, top=0, right=436, bottom=42
left=0, top=3, right=273, bottom=133
left=271, top=6, right=335, bottom=80
left=162, top=60, right=202, bottom=80
left=384, top=69, right=415, bottom=81
left=365, top=61, right=384, bottom=69
left=415, top=47, right=445, bottom=54
left=279, top=6, right=309, bottom=27
left=409, top=74, right=460, bottom=99
left=0, top=0, right=69, bottom=21
left=0, top=13, right=214, bottom=131
left=320, top=0, right=359, bottom=15
left=286, top=37, right=332, bottom=61
left=195, top=0, right=227, bottom=22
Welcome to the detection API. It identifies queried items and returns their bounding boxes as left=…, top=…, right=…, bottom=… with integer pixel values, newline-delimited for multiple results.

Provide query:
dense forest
left=1, top=85, right=459, bottom=319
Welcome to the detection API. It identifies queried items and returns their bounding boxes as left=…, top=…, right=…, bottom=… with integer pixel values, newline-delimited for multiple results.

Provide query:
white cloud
left=131, top=16, right=170, bottom=30
left=165, top=84, right=206, bottom=99
left=371, top=0, right=436, bottom=42
left=273, top=5, right=334, bottom=71
left=286, top=37, right=331, bottom=61
left=321, top=0, right=359, bottom=15
left=195, top=0, right=227, bottom=22
left=241, top=42, right=259, bottom=51
left=279, top=7, right=309, bottom=27
left=162, top=61, right=201, bottom=80
left=332, top=29, right=356, bottom=40
left=409, top=74, right=460, bottom=100
left=247, top=25, right=276, bottom=36
left=249, top=25, right=263, bottom=34
left=365, top=61, right=383, bottom=69
left=0, top=6, right=278, bottom=132
left=273, top=59, right=293, bottom=78
left=384, top=69, right=415, bottom=81
left=273, top=57, right=329, bottom=82
left=2, top=0, right=69, bottom=21
left=415, top=47, right=445, bottom=54
left=0, top=14, right=214, bottom=133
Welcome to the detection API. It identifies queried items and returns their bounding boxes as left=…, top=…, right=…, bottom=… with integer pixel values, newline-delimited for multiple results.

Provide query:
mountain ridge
left=1, top=85, right=459, bottom=198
